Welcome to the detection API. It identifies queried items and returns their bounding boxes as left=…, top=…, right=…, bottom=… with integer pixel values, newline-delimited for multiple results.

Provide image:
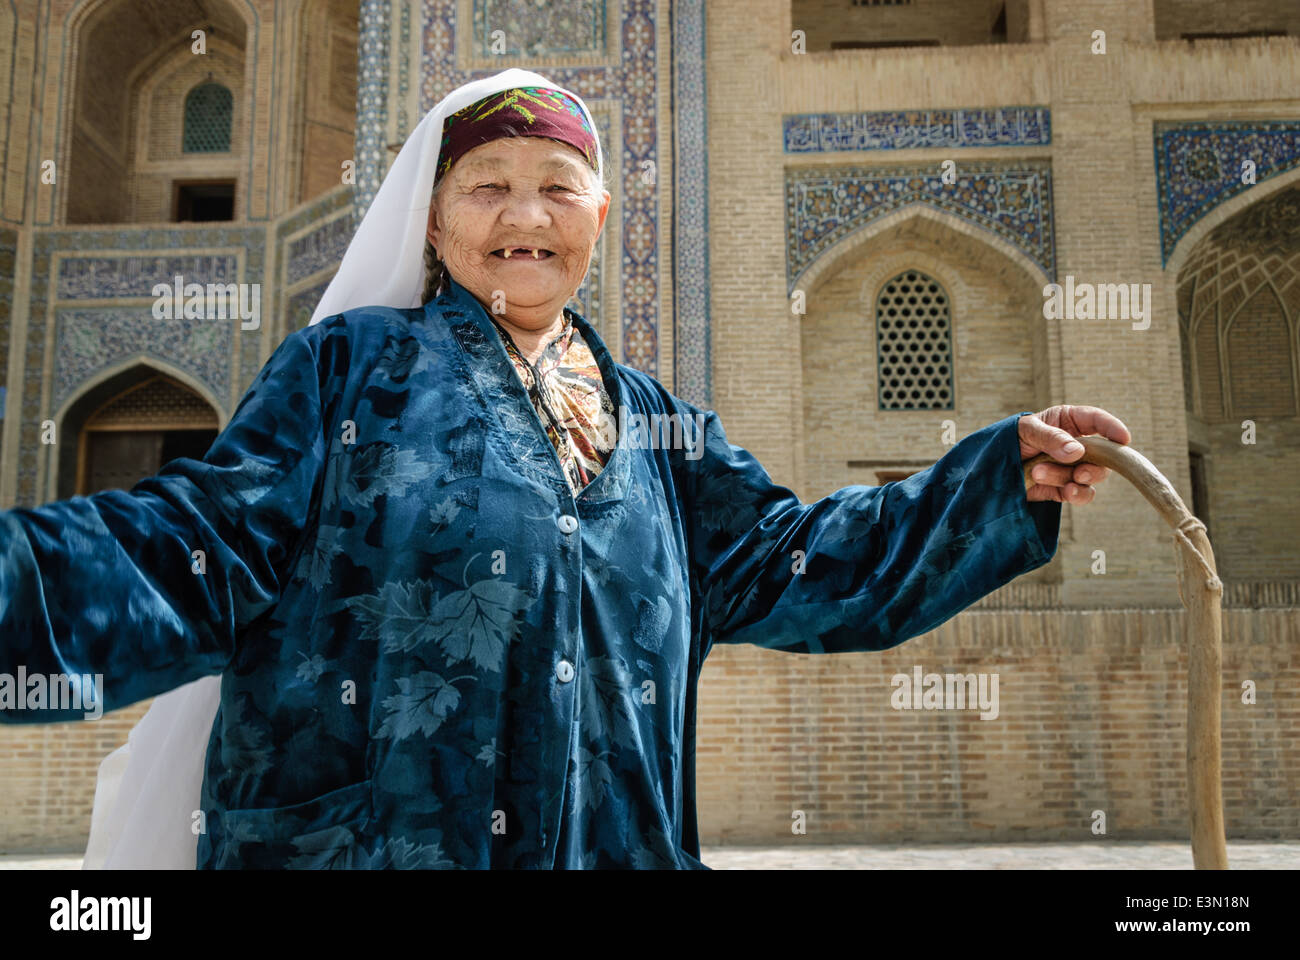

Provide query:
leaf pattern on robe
left=693, top=469, right=762, bottom=533
left=943, top=465, right=972, bottom=492
left=365, top=836, right=458, bottom=869
left=220, top=698, right=273, bottom=779
left=375, top=333, right=436, bottom=384
left=429, top=578, right=534, bottom=672
left=575, top=746, right=613, bottom=812
left=428, top=497, right=461, bottom=531
left=206, top=458, right=280, bottom=514
left=918, top=519, right=979, bottom=579
left=287, top=825, right=363, bottom=869
left=338, top=443, right=438, bottom=507
left=631, top=827, right=679, bottom=869
left=344, top=580, right=438, bottom=653
left=296, top=524, right=345, bottom=590
left=630, top=593, right=671, bottom=653
left=295, top=653, right=328, bottom=683
left=580, top=656, right=638, bottom=749
left=375, top=671, right=462, bottom=741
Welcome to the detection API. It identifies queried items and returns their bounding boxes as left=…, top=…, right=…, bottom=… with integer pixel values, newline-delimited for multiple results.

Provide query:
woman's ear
left=425, top=201, right=439, bottom=253
left=595, top=189, right=611, bottom=238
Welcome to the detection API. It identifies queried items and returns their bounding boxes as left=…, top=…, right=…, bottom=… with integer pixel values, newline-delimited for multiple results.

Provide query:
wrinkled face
left=426, top=136, right=610, bottom=330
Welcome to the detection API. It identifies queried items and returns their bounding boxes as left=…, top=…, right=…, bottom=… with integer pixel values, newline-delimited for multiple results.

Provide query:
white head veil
left=82, top=69, right=604, bottom=869
left=309, top=67, right=603, bottom=325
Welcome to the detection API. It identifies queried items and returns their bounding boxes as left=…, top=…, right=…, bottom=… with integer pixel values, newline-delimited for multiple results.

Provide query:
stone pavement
left=0, top=840, right=1295, bottom=869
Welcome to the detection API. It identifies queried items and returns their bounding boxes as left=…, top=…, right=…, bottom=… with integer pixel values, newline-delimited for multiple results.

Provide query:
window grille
left=876, top=270, right=954, bottom=410
left=183, top=83, right=233, bottom=153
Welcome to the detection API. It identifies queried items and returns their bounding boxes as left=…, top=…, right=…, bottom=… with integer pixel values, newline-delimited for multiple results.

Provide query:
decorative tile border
left=416, top=0, right=661, bottom=376
left=672, top=0, right=709, bottom=407
left=785, top=106, right=1051, bottom=154
left=275, top=187, right=358, bottom=337
left=356, top=0, right=392, bottom=215
left=1154, top=120, right=1300, bottom=265
left=17, top=225, right=266, bottom=507
left=285, top=215, right=354, bottom=284
left=784, top=162, right=1056, bottom=292
left=288, top=277, right=335, bottom=331
left=53, top=308, right=233, bottom=412
left=55, top=255, right=240, bottom=300
left=471, top=0, right=607, bottom=57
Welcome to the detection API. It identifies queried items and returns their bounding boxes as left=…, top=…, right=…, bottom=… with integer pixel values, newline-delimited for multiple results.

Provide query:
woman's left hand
left=1018, top=404, right=1132, bottom=504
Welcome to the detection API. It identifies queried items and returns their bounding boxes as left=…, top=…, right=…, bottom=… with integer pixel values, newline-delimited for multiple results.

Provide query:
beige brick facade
left=0, top=0, right=1296, bottom=856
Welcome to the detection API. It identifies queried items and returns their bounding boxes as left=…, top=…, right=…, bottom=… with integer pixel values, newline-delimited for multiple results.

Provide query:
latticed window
left=183, top=83, right=233, bottom=153
left=876, top=270, right=954, bottom=410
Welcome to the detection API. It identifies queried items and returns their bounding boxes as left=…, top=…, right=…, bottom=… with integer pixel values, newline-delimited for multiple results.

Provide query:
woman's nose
left=499, top=191, right=551, bottom=227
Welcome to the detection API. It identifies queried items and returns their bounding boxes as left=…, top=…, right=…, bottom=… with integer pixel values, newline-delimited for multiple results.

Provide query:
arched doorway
left=59, top=370, right=220, bottom=499
left=1175, top=185, right=1300, bottom=583
left=63, top=0, right=250, bottom=224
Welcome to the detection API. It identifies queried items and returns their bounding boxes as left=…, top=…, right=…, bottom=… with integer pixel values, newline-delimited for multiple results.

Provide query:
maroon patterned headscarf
left=435, top=86, right=599, bottom=183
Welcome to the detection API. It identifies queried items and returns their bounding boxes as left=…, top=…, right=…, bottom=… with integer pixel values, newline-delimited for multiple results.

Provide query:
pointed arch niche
left=56, top=365, right=220, bottom=501
left=1175, top=184, right=1300, bottom=583
left=798, top=207, right=1052, bottom=487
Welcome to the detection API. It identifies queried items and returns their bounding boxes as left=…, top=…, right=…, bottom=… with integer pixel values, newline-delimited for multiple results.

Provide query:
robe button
left=555, top=659, right=575, bottom=683
left=556, top=514, right=578, bottom=535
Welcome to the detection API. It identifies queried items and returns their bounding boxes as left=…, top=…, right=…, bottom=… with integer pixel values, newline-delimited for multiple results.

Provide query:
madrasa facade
left=1, top=0, right=1298, bottom=854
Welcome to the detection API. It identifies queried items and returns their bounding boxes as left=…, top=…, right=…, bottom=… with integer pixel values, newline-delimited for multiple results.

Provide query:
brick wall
left=0, top=701, right=150, bottom=852
left=696, top=609, right=1300, bottom=844
left=0, top=0, right=1297, bottom=855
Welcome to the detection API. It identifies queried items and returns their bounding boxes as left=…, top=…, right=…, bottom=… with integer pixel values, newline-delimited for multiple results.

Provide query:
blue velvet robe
left=0, top=275, right=1060, bottom=868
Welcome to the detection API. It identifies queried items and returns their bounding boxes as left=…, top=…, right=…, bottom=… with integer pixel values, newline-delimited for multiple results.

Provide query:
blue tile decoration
left=276, top=188, right=358, bottom=338
left=472, top=0, right=607, bottom=57
left=286, top=215, right=355, bottom=284
left=785, top=106, right=1052, bottom=154
left=288, top=278, right=335, bottom=331
left=785, top=162, right=1056, bottom=293
left=53, top=309, right=233, bottom=412
left=1155, top=120, right=1300, bottom=265
left=18, top=225, right=265, bottom=507
left=397, top=1, right=412, bottom=141
left=356, top=0, right=391, bottom=215
left=56, top=255, right=240, bottom=300
left=417, top=0, right=663, bottom=377
left=672, top=0, right=710, bottom=407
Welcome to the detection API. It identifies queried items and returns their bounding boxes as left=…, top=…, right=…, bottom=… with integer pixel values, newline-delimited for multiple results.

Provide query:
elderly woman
left=0, top=70, right=1129, bottom=869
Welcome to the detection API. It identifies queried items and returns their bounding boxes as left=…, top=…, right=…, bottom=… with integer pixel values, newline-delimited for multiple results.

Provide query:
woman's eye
left=474, top=183, right=506, bottom=191
left=548, top=184, right=575, bottom=193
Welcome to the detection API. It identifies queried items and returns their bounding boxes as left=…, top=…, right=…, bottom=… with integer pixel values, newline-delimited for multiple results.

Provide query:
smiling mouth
left=492, top=247, right=556, bottom=260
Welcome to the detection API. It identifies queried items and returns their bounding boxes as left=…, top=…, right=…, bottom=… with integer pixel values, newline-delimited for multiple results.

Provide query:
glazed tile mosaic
left=784, top=106, right=1051, bottom=154
left=784, top=161, right=1056, bottom=292
left=1154, top=120, right=1300, bottom=265
left=413, top=0, right=664, bottom=376
left=471, top=0, right=607, bottom=57
left=17, top=225, right=266, bottom=507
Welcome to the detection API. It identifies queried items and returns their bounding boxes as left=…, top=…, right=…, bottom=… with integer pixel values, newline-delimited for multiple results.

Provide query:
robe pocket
left=215, top=779, right=374, bottom=870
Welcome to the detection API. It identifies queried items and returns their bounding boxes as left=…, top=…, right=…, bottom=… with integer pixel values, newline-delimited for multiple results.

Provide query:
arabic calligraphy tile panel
left=784, top=107, right=1051, bottom=154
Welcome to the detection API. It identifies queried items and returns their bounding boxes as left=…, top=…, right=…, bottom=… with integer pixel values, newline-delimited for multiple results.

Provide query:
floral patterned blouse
left=489, top=312, right=616, bottom=495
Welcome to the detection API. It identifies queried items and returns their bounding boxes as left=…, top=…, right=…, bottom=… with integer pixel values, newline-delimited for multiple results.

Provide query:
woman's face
left=426, top=136, right=610, bottom=331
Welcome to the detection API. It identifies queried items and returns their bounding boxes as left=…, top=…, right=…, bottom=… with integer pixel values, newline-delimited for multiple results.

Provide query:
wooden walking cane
left=1024, top=436, right=1229, bottom=870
